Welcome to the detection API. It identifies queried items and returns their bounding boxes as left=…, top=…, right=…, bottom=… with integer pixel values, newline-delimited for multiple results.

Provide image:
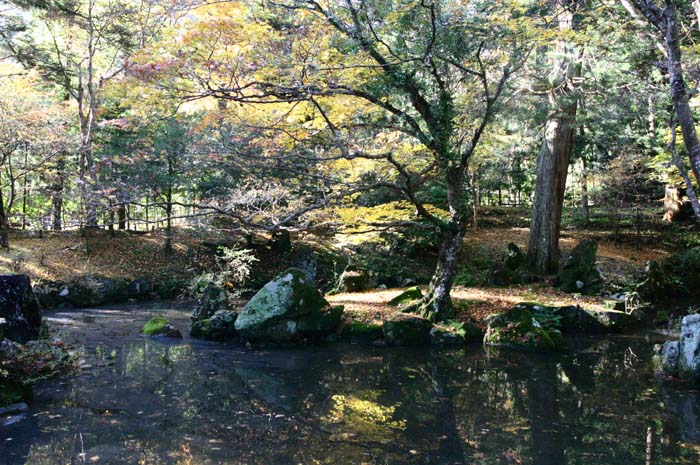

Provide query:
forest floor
left=1, top=207, right=691, bottom=326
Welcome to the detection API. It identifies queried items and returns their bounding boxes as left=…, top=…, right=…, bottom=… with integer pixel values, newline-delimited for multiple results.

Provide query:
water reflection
left=2, top=334, right=700, bottom=464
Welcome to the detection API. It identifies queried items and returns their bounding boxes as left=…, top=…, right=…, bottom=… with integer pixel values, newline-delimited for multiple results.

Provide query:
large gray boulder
left=653, top=314, right=700, bottom=381
left=555, top=239, right=603, bottom=295
left=235, top=268, right=343, bottom=341
left=0, top=274, right=43, bottom=343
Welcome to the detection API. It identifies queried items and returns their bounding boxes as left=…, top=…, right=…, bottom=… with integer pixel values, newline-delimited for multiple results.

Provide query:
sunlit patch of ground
left=463, top=227, right=673, bottom=285
left=0, top=229, right=205, bottom=281
left=328, top=283, right=611, bottom=326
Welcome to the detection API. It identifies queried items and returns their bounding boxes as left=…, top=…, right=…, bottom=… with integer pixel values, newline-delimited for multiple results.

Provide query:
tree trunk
left=117, top=204, right=127, bottom=229
left=51, top=155, right=64, bottom=231
left=0, top=186, right=9, bottom=250
left=164, top=190, right=173, bottom=254
left=580, top=154, right=590, bottom=225
left=421, top=225, right=464, bottom=322
left=663, top=184, right=683, bottom=222
left=421, top=166, right=467, bottom=322
left=664, top=5, right=700, bottom=187
left=527, top=1, right=579, bottom=275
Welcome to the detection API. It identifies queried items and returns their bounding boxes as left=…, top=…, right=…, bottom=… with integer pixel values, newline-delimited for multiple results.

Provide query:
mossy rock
left=484, top=305, right=565, bottom=352
left=191, top=283, right=228, bottom=323
left=382, top=312, right=432, bottom=346
left=342, top=320, right=384, bottom=342
left=388, top=286, right=423, bottom=307
left=337, top=269, right=368, bottom=292
left=555, top=239, right=603, bottom=295
left=190, top=310, right=238, bottom=341
left=430, top=320, right=483, bottom=346
left=235, top=268, right=341, bottom=341
left=142, top=316, right=182, bottom=338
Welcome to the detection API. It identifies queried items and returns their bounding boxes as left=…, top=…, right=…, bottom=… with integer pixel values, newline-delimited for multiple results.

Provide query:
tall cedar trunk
left=527, top=2, right=579, bottom=275
left=421, top=166, right=467, bottom=321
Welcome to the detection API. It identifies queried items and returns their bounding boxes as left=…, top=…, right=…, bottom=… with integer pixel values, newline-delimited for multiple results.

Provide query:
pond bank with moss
left=1, top=301, right=700, bottom=464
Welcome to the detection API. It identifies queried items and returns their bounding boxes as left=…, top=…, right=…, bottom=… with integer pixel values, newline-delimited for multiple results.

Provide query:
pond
left=1, top=303, right=699, bottom=465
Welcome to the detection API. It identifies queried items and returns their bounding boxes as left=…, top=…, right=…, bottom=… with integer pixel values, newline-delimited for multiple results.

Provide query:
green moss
left=344, top=320, right=383, bottom=340
left=142, top=316, right=170, bottom=335
left=388, top=286, right=423, bottom=307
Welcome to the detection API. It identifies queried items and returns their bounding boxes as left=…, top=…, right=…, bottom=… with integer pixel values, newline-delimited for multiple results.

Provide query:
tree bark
left=421, top=166, right=468, bottom=322
left=527, top=1, right=580, bottom=275
left=664, top=6, right=700, bottom=187
left=51, top=155, right=64, bottom=231
left=580, top=154, right=590, bottom=225
left=0, top=185, right=9, bottom=250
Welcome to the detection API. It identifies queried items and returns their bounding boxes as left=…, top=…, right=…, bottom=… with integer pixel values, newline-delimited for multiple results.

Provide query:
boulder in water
left=142, top=316, right=182, bottom=338
left=235, top=268, right=343, bottom=341
left=191, top=310, right=238, bottom=341
left=0, top=274, right=43, bottom=343
left=190, top=283, right=228, bottom=323
left=653, top=314, right=700, bottom=381
left=382, top=313, right=432, bottom=346
left=484, top=304, right=565, bottom=351
left=430, top=320, right=483, bottom=346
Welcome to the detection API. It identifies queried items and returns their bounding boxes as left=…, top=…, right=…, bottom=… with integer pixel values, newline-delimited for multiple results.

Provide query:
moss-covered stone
left=190, top=310, right=238, bottom=341
left=235, top=268, right=340, bottom=341
left=388, top=286, right=423, bottom=307
left=142, top=316, right=182, bottom=338
left=555, top=239, right=603, bottom=295
left=382, top=313, right=432, bottom=346
left=337, top=269, right=368, bottom=292
left=342, top=320, right=384, bottom=342
left=484, top=305, right=565, bottom=352
left=190, top=283, right=228, bottom=323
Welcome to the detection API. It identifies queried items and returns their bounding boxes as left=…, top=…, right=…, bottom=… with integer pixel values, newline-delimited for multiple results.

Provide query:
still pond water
left=1, top=303, right=700, bottom=465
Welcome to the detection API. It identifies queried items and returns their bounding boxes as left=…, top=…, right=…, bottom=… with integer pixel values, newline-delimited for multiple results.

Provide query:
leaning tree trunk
left=527, top=2, right=580, bottom=275
left=664, top=5, right=700, bottom=187
left=421, top=166, right=468, bottom=322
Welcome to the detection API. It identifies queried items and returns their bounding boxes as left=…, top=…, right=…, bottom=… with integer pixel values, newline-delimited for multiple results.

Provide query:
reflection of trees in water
left=12, top=338, right=700, bottom=465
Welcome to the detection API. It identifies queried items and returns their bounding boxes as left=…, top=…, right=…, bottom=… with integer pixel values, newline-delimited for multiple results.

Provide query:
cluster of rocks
left=653, top=314, right=700, bottom=382
left=492, top=243, right=539, bottom=286
left=186, top=268, right=345, bottom=343
left=483, top=301, right=649, bottom=352
left=34, top=275, right=167, bottom=309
